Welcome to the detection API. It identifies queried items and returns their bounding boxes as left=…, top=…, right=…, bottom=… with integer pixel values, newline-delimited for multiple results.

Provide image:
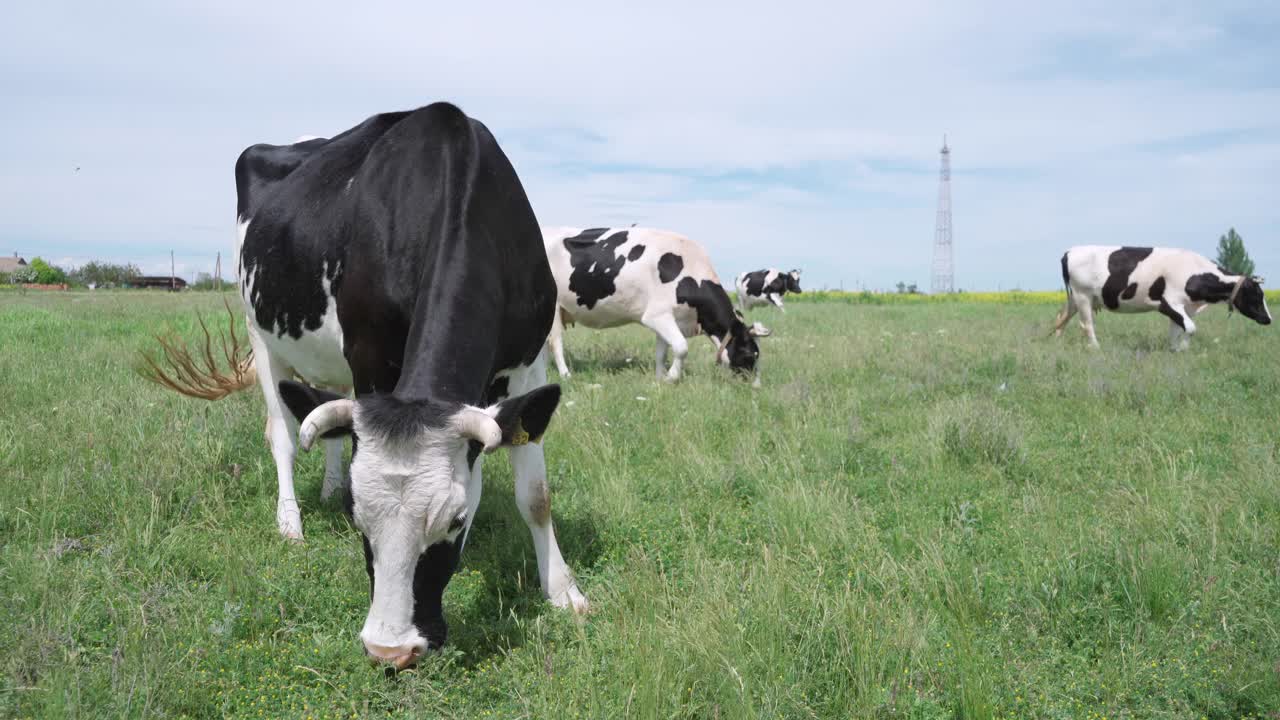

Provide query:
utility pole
left=170, top=251, right=176, bottom=291
left=215, top=252, right=222, bottom=291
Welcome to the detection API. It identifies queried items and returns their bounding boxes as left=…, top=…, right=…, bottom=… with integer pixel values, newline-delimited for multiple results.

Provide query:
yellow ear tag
left=511, top=421, right=530, bottom=446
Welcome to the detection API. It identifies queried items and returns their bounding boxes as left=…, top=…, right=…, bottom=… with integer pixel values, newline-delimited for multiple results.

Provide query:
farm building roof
left=0, top=256, right=28, bottom=273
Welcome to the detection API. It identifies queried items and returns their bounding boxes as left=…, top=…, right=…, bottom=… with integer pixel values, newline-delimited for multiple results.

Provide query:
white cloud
left=1, top=0, right=1276, bottom=290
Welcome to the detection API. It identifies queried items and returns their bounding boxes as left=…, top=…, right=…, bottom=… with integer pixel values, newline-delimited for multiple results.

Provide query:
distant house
left=133, top=276, right=189, bottom=290
left=0, top=254, right=28, bottom=274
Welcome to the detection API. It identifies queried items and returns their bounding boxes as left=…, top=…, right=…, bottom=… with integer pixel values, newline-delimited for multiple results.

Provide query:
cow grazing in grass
left=735, top=268, right=802, bottom=312
left=1053, top=245, right=1271, bottom=350
left=145, top=103, right=587, bottom=669
left=542, top=226, right=770, bottom=384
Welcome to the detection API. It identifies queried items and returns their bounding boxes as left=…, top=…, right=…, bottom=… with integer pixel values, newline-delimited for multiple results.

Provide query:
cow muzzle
left=363, top=639, right=426, bottom=670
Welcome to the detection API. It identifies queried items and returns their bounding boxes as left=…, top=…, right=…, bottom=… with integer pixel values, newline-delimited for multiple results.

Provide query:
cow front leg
left=769, top=293, right=786, bottom=312
left=641, top=313, right=688, bottom=382
left=510, top=439, right=588, bottom=613
left=246, top=330, right=304, bottom=540
left=1160, top=303, right=1195, bottom=352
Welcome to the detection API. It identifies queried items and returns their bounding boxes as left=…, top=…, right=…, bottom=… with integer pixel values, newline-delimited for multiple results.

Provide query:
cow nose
left=364, top=641, right=425, bottom=670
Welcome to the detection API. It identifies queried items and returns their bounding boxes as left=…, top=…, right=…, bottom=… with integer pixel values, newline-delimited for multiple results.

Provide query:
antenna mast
left=931, top=136, right=955, bottom=294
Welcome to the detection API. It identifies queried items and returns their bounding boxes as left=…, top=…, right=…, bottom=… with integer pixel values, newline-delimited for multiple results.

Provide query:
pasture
left=2, top=290, right=1278, bottom=719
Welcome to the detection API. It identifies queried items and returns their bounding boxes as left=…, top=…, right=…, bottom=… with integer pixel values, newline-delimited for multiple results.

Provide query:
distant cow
left=735, top=268, right=802, bottom=312
left=543, top=226, right=770, bottom=383
left=144, top=103, right=587, bottom=668
left=1053, top=245, right=1271, bottom=350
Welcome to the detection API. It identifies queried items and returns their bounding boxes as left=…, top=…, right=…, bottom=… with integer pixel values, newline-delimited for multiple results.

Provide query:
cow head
left=717, top=313, right=769, bottom=376
left=279, top=380, right=561, bottom=670
left=785, top=269, right=803, bottom=294
left=1231, top=276, right=1271, bottom=325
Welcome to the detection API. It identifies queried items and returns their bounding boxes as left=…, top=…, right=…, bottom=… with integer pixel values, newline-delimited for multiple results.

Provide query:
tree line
left=2, top=229, right=1261, bottom=290
left=1, top=258, right=231, bottom=289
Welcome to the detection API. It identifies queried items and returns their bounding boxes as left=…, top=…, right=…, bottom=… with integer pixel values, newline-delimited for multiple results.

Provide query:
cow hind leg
left=1073, top=295, right=1099, bottom=348
left=246, top=329, right=304, bottom=540
left=1052, top=298, right=1076, bottom=336
left=641, top=313, right=689, bottom=382
left=547, top=307, right=571, bottom=378
left=505, top=356, right=588, bottom=612
left=321, top=437, right=346, bottom=501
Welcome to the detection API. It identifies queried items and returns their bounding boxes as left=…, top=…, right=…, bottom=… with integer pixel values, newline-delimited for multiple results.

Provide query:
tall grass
left=1, top=292, right=1277, bottom=718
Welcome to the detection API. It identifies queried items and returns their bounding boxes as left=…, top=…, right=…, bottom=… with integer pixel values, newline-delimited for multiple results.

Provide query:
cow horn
left=298, top=399, right=354, bottom=451
left=453, top=407, right=502, bottom=453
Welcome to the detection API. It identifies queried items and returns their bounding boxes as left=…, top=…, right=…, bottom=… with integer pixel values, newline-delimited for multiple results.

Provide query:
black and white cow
left=542, top=226, right=770, bottom=383
left=735, top=268, right=802, bottom=312
left=155, top=103, right=587, bottom=669
left=1053, top=245, right=1271, bottom=350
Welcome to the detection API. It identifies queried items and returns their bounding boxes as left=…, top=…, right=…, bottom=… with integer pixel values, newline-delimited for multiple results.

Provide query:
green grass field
left=2, top=291, right=1277, bottom=719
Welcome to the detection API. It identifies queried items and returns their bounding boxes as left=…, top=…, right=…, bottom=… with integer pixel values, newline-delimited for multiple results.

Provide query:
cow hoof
left=550, top=584, right=590, bottom=614
left=277, top=500, right=303, bottom=541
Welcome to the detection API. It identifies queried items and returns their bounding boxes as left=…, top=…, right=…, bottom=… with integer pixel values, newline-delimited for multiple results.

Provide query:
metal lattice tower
left=931, top=136, right=954, bottom=294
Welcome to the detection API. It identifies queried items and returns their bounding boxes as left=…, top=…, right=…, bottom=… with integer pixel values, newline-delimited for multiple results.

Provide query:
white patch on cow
left=350, top=411, right=474, bottom=656
left=246, top=259, right=352, bottom=389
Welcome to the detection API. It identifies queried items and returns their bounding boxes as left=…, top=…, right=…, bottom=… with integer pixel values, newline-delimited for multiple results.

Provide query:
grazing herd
left=146, top=102, right=1272, bottom=669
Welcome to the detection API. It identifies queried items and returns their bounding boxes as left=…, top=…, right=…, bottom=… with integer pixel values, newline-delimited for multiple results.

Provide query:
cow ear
left=749, top=322, right=772, bottom=337
left=278, top=380, right=353, bottom=439
left=493, top=384, right=562, bottom=447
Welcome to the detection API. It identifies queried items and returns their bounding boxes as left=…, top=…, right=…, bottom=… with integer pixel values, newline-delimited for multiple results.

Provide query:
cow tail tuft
left=136, top=298, right=258, bottom=400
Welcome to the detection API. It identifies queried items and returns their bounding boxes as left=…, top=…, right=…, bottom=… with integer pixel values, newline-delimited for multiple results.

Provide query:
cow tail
left=137, top=298, right=258, bottom=400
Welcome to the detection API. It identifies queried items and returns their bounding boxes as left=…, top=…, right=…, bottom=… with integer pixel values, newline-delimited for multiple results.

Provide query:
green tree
left=1215, top=228, right=1255, bottom=277
left=70, top=260, right=141, bottom=288
left=28, top=257, right=68, bottom=285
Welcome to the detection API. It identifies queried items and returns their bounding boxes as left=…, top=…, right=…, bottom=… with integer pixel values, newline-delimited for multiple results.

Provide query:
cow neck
left=390, top=268, right=499, bottom=408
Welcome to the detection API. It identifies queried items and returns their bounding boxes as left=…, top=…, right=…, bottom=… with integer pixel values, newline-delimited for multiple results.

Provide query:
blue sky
left=2, top=1, right=1277, bottom=290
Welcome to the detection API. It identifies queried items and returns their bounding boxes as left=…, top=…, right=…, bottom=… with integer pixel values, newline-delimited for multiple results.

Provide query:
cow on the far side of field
left=735, top=268, right=802, bottom=313
left=1053, top=245, right=1271, bottom=351
left=543, top=226, right=770, bottom=384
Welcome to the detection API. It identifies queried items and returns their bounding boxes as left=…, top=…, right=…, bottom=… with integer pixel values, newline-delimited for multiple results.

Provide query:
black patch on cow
left=1185, top=273, right=1235, bottom=303
left=277, top=380, right=353, bottom=438
left=1190, top=274, right=1272, bottom=324
left=658, top=253, right=684, bottom=283
left=1121, top=282, right=1138, bottom=301
left=1101, top=247, right=1154, bottom=310
left=676, top=277, right=759, bottom=374
left=784, top=271, right=802, bottom=294
left=361, top=533, right=376, bottom=597
left=485, top=376, right=510, bottom=406
left=494, top=384, right=561, bottom=445
left=564, top=229, right=630, bottom=309
left=1148, top=276, right=1166, bottom=301
left=627, top=244, right=645, bottom=261
left=743, top=270, right=768, bottom=296
left=1157, top=300, right=1186, bottom=329
left=412, top=538, right=463, bottom=650
left=357, top=393, right=457, bottom=443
